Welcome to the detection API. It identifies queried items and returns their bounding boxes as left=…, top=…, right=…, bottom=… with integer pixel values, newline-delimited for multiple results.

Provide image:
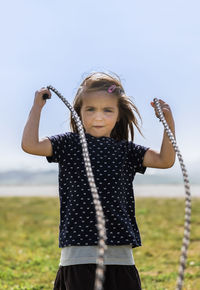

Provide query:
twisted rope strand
left=47, top=86, right=107, bottom=290
left=153, top=98, right=192, bottom=290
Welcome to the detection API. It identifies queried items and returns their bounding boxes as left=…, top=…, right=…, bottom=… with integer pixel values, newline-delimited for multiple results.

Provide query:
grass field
left=0, top=197, right=199, bottom=289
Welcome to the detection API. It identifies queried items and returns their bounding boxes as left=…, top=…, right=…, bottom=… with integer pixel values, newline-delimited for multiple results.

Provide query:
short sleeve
left=129, top=142, right=150, bottom=174
left=46, top=132, right=71, bottom=163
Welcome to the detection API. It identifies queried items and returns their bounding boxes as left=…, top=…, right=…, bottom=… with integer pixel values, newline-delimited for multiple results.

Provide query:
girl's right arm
left=21, top=88, right=53, bottom=157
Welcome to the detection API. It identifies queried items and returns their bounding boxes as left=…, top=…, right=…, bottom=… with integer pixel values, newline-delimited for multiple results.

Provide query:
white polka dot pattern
left=46, top=132, right=149, bottom=248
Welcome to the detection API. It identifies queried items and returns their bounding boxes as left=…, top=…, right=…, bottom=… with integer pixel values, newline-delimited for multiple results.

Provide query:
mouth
left=93, top=126, right=104, bottom=128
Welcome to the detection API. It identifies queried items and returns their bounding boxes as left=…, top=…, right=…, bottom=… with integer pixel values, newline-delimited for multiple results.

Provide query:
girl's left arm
left=143, top=99, right=176, bottom=169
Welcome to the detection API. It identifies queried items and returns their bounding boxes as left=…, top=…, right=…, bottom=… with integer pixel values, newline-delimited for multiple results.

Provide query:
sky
left=0, top=0, right=199, bottom=178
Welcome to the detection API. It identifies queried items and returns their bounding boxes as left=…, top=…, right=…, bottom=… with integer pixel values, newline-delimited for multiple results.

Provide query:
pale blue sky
left=0, top=0, right=199, bottom=177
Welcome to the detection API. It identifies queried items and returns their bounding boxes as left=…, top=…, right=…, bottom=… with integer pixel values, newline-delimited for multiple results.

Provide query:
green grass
left=0, top=197, right=199, bottom=289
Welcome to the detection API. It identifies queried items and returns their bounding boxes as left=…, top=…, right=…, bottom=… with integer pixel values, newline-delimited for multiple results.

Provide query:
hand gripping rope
left=43, top=87, right=191, bottom=290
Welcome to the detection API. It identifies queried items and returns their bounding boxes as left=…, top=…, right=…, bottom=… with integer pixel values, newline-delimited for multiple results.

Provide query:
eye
left=105, top=109, right=112, bottom=112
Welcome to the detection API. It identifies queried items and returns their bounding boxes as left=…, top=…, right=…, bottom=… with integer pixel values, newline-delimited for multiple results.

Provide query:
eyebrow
left=85, top=106, right=115, bottom=109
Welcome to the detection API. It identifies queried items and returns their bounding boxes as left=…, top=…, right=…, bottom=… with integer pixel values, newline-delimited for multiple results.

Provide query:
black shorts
left=53, top=264, right=142, bottom=290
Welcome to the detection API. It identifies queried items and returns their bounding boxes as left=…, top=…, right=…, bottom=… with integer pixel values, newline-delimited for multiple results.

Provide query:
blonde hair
left=70, top=71, right=144, bottom=141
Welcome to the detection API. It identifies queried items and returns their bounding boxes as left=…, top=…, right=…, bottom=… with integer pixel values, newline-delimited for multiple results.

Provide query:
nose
left=94, top=112, right=103, bottom=120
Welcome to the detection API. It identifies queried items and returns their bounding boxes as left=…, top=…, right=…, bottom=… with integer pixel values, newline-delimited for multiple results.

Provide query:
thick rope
left=46, top=86, right=107, bottom=290
left=43, top=88, right=191, bottom=290
left=153, top=98, right=192, bottom=290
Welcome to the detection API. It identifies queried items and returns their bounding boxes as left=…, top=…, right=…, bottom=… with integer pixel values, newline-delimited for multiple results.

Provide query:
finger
left=43, top=91, right=51, bottom=100
left=40, top=87, right=49, bottom=92
left=158, top=99, right=166, bottom=104
left=40, top=88, right=51, bottom=97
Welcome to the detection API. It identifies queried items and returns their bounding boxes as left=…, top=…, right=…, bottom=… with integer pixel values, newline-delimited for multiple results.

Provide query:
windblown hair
left=70, top=71, right=144, bottom=141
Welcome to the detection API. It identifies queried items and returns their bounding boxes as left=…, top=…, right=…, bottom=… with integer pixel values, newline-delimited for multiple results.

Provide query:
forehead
left=82, top=91, right=118, bottom=107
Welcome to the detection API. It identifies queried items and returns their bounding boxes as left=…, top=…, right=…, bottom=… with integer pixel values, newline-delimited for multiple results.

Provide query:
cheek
left=108, top=113, right=118, bottom=121
left=81, top=113, right=92, bottom=124
left=107, top=115, right=115, bottom=122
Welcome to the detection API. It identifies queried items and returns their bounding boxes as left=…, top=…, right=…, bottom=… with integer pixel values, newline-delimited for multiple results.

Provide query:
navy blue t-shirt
left=46, top=132, right=149, bottom=248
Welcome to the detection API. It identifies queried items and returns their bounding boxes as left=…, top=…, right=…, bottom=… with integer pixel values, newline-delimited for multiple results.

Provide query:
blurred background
left=0, top=0, right=199, bottom=190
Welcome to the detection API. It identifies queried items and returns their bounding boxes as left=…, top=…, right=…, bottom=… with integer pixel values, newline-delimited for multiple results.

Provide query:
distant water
left=0, top=185, right=199, bottom=198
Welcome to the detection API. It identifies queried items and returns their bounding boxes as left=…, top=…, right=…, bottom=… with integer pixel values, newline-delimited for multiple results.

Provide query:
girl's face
left=80, top=91, right=120, bottom=138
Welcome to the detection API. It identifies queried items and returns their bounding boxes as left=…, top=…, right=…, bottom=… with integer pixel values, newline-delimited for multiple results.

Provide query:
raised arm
left=21, top=88, right=53, bottom=157
left=143, top=99, right=176, bottom=169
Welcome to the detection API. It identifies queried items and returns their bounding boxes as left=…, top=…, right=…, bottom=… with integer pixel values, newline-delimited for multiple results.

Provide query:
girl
left=21, top=72, right=176, bottom=290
